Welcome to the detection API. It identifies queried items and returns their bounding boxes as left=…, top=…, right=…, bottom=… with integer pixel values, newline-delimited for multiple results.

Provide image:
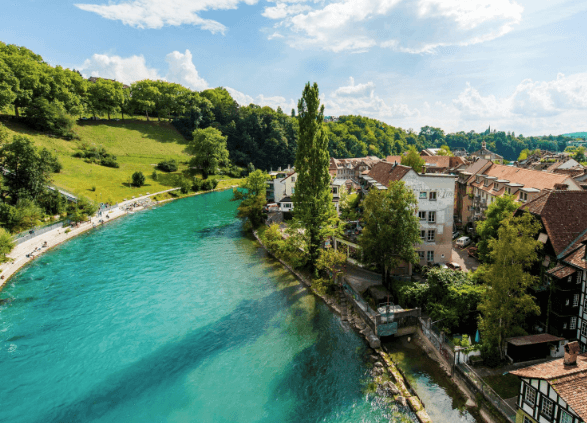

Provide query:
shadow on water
left=265, top=307, right=368, bottom=423
left=38, top=286, right=306, bottom=423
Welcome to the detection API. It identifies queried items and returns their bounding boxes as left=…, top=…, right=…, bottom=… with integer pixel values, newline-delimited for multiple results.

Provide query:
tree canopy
left=188, top=127, right=230, bottom=179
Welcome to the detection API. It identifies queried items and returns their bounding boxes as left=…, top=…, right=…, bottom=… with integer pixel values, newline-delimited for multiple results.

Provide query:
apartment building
left=362, top=162, right=455, bottom=270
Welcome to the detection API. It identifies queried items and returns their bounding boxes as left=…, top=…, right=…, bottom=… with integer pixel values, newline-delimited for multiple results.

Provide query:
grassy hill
left=0, top=117, right=239, bottom=203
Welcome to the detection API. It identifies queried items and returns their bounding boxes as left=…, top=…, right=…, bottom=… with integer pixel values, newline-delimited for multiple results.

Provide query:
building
left=470, top=141, right=504, bottom=164
left=457, top=161, right=582, bottom=225
left=329, top=157, right=382, bottom=180
left=361, top=162, right=455, bottom=270
left=516, top=191, right=587, bottom=346
left=266, top=171, right=296, bottom=205
left=454, top=159, right=493, bottom=226
left=510, top=342, right=586, bottom=423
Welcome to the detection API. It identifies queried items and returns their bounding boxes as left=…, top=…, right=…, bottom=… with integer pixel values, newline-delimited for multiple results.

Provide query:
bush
left=72, top=144, right=119, bottom=168
left=100, top=156, right=119, bottom=168
left=157, top=159, right=178, bottom=172
left=480, top=343, right=501, bottom=368
left=152, top=170, right=158, bottom=181
left=90, top=186, right=96, bottom=192
left=192, top=177, right=203, bottom=192
left=179, top=178, right=191, bottom=194
left=132, top=171, right=145, bottom=187
left=201, top=178, right=214, bottom=191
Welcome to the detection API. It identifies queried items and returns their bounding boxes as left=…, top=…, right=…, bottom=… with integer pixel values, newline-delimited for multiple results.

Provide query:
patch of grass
left=483, top=373, right=521, bottom=399
left=0, top=117, right=242, bottom=203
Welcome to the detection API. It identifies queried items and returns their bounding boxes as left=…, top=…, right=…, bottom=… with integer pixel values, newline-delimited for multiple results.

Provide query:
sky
left=2, top=0, right=587, bottom=135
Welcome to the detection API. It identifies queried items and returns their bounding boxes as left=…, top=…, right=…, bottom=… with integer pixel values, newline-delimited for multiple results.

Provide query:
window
left=283, top=203, right=291, bottom=209
left=484, top=179, right=490, bottom=186
left=520, top=192, right=528, bottom=202
left=429, top=192, right=437, bottom=201
left=561, top=410, right=573, bottom=423
left=573, top=294, right=580, bottom=307
left=332, top=187, right=338, bottom=194
left=427, top=251, right=434, bottom=262
left=525, top=385, right=537, bottom=406
left=493, top=183, right=499, bottom=191
left=506, top=187, right=511, bottom=195
left=571, top=317, right=577, bottom=330
left=291, top=177, right=295, bottom=182
left=428, top=211, right=436, bottom=223
left=541, top=397, right=554, bottom=418
left=420, top=230, right=426, bottom=241
left=582, top=320, right=587, bottom=337
left=567, top=275, right=573, bottom=282
left=418, top=251, right=425, bottom=260
left=566, top=298, right=570, bottom=306
left=419, top=192, right=427, bottom=199
left=427, top=230, right=435, bottom=242
left=418, top=211, right=426, bottom=220
left=563, top=323, right=568, bottom=329
left=523, top=417, right=533, bottom=423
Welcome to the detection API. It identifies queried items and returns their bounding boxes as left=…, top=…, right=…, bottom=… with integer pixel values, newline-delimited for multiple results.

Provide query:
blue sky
left=2, top=0, right=587, bottom=135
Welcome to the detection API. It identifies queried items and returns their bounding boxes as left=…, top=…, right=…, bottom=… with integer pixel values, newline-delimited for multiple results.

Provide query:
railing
left=455, top=363, right=517, bottom=422
left=12, top=220, right=70, bottom=245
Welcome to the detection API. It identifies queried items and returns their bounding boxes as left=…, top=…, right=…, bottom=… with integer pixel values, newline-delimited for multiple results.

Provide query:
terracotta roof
left=518, top=191, right=587, bottom=256
left=563, top=245, right=587, bottom=270
left=472, top=147, right=504, bottom=159
left=511, top=354, right=587, bottom=420
left=547, top=263, right=577, bottom=279
left=365, top=162, right=412, bottom=187
left=555, top=168, right=586, bottom=178
left=419, top=155, right=466, bottom=169
left=460, top=159, right=492, bottom=184
left=386, top=155, right=403, bottom=164
left=483, top=164, right=574, bottom=191
left=506, top=333, right=565, bottom=346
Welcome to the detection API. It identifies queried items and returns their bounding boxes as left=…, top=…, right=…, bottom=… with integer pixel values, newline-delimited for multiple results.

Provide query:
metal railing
left=12, top=220, right=70, bottom=245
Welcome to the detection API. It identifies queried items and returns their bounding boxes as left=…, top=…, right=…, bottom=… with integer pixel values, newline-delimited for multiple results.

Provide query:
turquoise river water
left=0, top=189, right=478, bottom=422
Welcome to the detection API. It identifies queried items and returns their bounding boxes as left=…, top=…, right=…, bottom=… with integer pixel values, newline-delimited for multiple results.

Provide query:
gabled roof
left=483, top=164, right=574, bottom=191
left=547, top=263, right=576, bottom=279
left=519, top=191, right=587, bottom=256
left=511, top=353, right=587, bottom=420
left=421, top=155, right=466, bottom=169
left=365, top=162, right=412, bottom=187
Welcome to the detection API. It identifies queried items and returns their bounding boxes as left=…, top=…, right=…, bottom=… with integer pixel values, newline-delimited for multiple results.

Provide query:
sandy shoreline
left=0, top=185, right=238, bottom=291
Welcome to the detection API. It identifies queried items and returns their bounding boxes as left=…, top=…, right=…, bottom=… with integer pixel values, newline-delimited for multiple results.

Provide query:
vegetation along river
left=0, top=189, right=478, bottom=422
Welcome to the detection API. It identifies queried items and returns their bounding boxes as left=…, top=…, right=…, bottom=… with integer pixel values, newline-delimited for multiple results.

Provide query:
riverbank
left=252, top=229, right=432, bottom=423
left=0, top=185, right=238, bottom=291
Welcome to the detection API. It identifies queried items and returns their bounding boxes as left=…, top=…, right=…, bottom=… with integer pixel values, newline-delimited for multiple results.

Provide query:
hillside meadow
left=0, top=117, right=241, bottom=203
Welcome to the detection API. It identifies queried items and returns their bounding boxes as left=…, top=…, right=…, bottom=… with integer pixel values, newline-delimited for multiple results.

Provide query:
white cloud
left=225, top=87, right=297, bottom=112
left=78, top=53, right=162, bottom=84
left=264, top=0, right=523, bottom=53
left=165, top=50, right=208, bottom=91
left=79, top=50, right=210, bottom=90
left=325, top=77, right=419, bottom=119
left=75, top=0, right=259, bottom=33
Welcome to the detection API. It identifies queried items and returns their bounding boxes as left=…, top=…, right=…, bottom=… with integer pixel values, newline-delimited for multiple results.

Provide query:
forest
left=0, top=41, right=573, bottom=171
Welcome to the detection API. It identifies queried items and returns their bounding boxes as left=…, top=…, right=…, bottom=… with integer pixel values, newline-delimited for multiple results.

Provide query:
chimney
left=554, top=183, right=568, bottom=191
left=564, top=341, right=580, bottom=366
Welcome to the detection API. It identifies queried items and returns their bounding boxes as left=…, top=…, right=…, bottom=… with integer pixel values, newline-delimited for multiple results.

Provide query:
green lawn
left=483, top=373, right=521, bottom=399
left=0, top=117, right=241, bottom=203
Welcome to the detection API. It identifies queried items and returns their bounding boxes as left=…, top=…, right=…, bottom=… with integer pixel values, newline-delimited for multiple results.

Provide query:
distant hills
left=562, top=132, right=587, bottom=139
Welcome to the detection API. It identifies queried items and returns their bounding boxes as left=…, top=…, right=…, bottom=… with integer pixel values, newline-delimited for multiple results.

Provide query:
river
left=0, top=189, right=478, bottom=422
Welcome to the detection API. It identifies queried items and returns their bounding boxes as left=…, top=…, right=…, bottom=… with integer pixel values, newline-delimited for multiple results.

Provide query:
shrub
left=72, top=144, right=119, bottom=168
left=132, top=172, right=145, bottom=187
left=201, top=178, right=214, bottom=191
left=100, top=156, right=119, bottom=168
left=152, top=170, right=158, bottom=181
left=157, top=159, right=178, bottom=172
left=192, top=177, right=203, bottom=192
left=91, top=186, right=96, bottom=192
left=179, top=178, right=191, bottom=194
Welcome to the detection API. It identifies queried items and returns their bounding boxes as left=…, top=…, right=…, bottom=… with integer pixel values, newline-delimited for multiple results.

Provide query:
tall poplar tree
left=292, top=82, right=337, bottom=271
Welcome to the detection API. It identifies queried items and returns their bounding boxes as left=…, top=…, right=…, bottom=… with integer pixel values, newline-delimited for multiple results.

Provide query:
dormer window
left=484, top=178, right=490, bottom=187
left=520, top=192, right=528, bottom=202
left=493, top=183, right=499, bottom=191
left=506, top=187, right=511, bottom=195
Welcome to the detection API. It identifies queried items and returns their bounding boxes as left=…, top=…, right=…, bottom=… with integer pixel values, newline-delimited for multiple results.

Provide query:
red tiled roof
left=366, top=162, right=412, bottom=187
left=519, top=191, right=587, bottom=256
left=547, top=263, right=577, bottom=279
left=386, top=155, right=404, bottom=164
left=483, top=164, right=574, bottom=191
left=563, top=245, right=587, bottom=270
left=420, top=155, right=466, bottom=169
left=511, top=354, right=587, bottom=420
left=506, top=333, right=565, bottom=346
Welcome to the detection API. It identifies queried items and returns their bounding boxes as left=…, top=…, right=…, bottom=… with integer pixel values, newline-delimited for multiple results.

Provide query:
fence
left=12, top=220, right=69, bottom=245
left=417, top=317, right=516, bottom=422
left=455, top=363, right=517, bottom=422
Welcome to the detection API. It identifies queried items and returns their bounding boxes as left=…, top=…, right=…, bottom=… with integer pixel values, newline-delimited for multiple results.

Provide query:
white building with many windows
left=361, top=162, right=455, bottom=270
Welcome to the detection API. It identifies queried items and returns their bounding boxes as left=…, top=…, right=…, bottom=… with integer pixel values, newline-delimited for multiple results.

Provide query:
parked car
left=446, top=262, right=462, bottom=271
left=262, top=203, right=279, bottom=213
left=456, top=236, right=472, bottom=248
left=452, top=230, right=460, bottom=240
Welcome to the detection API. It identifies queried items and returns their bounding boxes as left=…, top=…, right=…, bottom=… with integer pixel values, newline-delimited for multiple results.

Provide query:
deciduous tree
left=401, top=145, right=425, bottom=173
left=475, top=194, right=519, bottom=262
left=477, top=213, right=542, bottom=360
left=233, top=169, right=267, bottom=229
left=359, top=181, right=421, bottom=287
left=188, top=127, right=229, bottom=179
